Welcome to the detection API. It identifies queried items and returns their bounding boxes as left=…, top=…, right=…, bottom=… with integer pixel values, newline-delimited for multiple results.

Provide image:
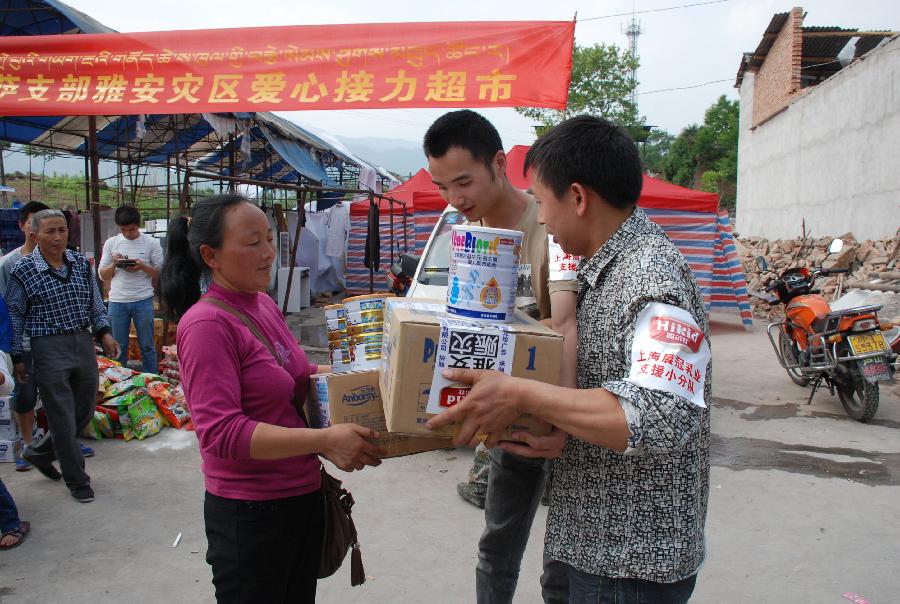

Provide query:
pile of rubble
left=736, top=233, right=899, bottom=324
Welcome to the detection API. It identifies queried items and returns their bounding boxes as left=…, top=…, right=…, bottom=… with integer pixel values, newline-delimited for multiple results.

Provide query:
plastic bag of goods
left=146, top=380, right=191, bottom=428
left=116, top=389, right=166, bottom=441
left=97, top=356, right=121, bottom=370
left=81, top=411, right=114, bottom=440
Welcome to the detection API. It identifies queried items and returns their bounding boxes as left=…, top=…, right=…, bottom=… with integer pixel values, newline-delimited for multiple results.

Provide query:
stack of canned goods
left=324, top=304, right=352, bottom=372
left=325, top=294, right=394, bottom=373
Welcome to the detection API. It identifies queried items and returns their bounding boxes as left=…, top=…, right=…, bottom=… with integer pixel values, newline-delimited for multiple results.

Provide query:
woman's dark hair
left=159, top=194, right=247, bottom=319
left=524, top=115, right=643, bottom=210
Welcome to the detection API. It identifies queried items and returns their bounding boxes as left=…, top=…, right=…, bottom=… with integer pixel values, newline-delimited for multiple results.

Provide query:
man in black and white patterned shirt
left=429, top=115, right=711, bottom=603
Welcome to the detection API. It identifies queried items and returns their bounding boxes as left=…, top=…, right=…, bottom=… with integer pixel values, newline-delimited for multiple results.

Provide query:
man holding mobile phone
left=98, top=206, right=164, bottom=373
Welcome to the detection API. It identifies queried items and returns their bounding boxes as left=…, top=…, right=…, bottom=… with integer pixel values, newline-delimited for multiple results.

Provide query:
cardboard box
left=307, top=370, right=452, bottom=458
left=380, top=299, right=563, bottom=439
left=0, top=417, right=18, bottom=441
left=0, top=439, right=17, bottom=463
left=0, top=396, right=11, bottom=420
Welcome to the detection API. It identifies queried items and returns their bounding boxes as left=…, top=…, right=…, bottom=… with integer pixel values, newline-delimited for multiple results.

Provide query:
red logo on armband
left=649, top=317, right=705, bottom=353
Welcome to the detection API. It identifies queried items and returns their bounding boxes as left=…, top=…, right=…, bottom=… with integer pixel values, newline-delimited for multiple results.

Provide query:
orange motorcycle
left=757, top=239, right=896, bottom=422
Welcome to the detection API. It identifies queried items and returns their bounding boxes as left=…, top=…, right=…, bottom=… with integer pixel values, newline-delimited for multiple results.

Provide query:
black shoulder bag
left=200, top=297, right=366, bottom=586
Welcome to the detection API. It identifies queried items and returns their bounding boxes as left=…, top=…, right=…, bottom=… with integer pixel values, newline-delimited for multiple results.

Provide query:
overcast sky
left=65, top=0, right=898, bottom=147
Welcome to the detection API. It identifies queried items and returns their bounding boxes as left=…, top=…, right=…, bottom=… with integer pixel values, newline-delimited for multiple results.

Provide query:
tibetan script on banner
left=0, top=21, right=574, bottom=115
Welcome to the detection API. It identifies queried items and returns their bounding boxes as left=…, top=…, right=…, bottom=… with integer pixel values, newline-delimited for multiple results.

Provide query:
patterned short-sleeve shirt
left=545, top=207, right=711, bottom=583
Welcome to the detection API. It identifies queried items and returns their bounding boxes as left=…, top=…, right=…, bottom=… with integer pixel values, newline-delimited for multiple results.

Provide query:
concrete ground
left=1, top=313, right=898, bottom=603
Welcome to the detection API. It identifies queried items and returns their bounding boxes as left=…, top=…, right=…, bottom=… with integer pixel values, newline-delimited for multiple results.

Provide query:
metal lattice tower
left=622, top=8, right=643, bottom=108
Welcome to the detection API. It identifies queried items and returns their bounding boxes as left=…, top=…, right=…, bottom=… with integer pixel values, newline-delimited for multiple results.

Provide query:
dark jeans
left=567, top=564, right=697, bottom=604
left=109, top=296, right=157, bottom=374
left=476, top=447, right=568, bottom=604
left=28, top=332, right=97, bottom=491
left=204, top=489, right=325, bottom=604
left=0, top=478, right=20, bottom=533
left=11, top=351, right=37, bottom=414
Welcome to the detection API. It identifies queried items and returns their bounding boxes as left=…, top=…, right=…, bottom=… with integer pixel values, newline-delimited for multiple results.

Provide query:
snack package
left=103, top=366, right=137, bottom=382
left=81, top=410, right=114, bottom=440
left=96, top=404, right=124, bottom=440
left=97, top=356, right=121, bottom=370
left=146, top=381, right=190, bottom=429
left=115, top=389, right=166, bottom=441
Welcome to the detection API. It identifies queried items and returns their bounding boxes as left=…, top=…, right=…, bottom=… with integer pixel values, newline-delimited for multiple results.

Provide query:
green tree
left=516, top=43, right=641, bottom=130
left=662, top=95, right=739, bottom=208
left=663, top=125, right=701, bottom=187
left=640, top=129, right=674, bottom=175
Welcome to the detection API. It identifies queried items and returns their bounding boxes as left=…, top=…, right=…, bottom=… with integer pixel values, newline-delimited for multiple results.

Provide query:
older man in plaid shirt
left=6, top=209, right=119, bottom=503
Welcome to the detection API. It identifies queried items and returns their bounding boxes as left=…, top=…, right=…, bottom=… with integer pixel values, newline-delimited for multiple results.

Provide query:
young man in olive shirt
left=424, top=110, right=577, bottom=603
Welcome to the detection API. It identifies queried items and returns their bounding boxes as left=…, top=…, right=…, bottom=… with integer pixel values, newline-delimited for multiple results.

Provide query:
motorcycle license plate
left=848, top=333, right=888, bottom=355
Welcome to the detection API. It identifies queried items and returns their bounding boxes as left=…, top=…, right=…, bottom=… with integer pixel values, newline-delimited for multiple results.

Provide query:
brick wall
left=752, top=7, right=803, bottom=125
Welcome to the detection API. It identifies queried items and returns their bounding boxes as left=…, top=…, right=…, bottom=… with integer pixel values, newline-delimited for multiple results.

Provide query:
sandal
left=0, top=520, right=31, bottom=550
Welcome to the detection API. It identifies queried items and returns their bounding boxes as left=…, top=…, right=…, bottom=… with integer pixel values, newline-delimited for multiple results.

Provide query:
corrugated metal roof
left=736, top=14, right=894, bottom=88
left=735, top=12, right=788, bottom=86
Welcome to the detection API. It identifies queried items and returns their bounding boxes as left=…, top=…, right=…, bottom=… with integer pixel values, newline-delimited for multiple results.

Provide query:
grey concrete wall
left=735, top=36, right=900, bottom=240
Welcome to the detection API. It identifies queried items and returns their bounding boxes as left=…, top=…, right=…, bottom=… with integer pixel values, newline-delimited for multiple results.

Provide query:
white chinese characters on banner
left=426, top=318, right=516, bottom=415
left=548, top=235, right=581, bottom=282
left=624, top=302, right=710, bottom=408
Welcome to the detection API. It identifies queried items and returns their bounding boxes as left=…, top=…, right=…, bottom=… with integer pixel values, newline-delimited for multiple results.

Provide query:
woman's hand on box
left=320, top=424, right=386, bottom=472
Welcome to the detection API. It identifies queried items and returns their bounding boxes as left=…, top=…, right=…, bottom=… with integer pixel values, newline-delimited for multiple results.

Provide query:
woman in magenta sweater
left=160, top=194, right=384, bottom=603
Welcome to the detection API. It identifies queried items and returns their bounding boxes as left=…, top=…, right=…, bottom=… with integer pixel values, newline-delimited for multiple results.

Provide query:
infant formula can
left=324, top=304, right=352, bottom=372
left=344, top=294, right=392, bottom=371
left=446, top=225, right=523, bottom=322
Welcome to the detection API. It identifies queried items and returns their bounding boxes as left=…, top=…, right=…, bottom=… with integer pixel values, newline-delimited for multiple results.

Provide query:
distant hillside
left=336, top=136, right=426, bottom=178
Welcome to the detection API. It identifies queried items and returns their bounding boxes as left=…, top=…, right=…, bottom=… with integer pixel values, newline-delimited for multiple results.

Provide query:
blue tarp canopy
left=0, top=0, right=371, bottom=186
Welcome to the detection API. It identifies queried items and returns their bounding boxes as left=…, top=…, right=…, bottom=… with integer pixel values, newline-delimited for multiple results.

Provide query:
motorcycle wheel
left=836, top=369, right=880, bottom=422
left=778, top=331, right=810, bottom=387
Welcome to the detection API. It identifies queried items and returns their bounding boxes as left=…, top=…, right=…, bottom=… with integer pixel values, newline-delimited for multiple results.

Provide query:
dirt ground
left=0, top=313, right=898, bottom=603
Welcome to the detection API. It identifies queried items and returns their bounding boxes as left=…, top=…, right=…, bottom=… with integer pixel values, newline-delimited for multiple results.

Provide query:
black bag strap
left=200, top=296, right=307, bottom=421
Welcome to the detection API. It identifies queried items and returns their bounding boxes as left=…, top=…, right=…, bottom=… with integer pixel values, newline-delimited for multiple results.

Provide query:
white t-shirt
left=100, top=232, right=164, bottom=303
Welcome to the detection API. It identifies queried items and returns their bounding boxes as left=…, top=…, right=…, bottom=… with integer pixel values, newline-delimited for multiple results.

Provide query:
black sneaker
left=71, top=485, right=95, bottom=503
left=456, top=482, right=486, bottom=509
left=22, top=447, right=62, bottom=481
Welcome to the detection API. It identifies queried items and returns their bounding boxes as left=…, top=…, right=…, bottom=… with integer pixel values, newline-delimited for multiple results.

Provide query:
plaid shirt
left=545, top=207, right=711, bottom=583
left=6, top=248, right=110, bottom=357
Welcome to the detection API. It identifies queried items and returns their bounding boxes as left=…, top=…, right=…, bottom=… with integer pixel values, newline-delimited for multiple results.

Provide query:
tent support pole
left=88, top=115, right=102, bottom=273
left=282, top=188, right=307, bottom=315
left=228, top=134, right=235, bottom=191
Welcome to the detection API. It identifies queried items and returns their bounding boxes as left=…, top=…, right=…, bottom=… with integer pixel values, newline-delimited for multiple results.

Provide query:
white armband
left=624, top=302, right=710, bottom=408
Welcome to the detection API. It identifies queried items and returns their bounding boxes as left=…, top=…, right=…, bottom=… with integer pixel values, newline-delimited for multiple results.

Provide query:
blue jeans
left=567, top=564, right=697, bottom=604
left=476, top=447, right=568, bottom=604
left=109, top=296, right=157, bottom=374
left=1, top=478, right=21, bottom=533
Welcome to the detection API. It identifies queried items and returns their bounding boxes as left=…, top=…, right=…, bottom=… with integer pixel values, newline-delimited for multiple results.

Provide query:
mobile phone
left=116, top=259, right=137, bottom=268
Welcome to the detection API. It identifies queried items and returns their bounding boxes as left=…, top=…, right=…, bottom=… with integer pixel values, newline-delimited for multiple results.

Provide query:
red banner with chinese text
left=0, top=21, right=574, bottom=116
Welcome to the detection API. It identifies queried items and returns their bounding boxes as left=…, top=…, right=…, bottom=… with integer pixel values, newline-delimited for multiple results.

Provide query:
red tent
left=505, top=144, right=718, bottom=213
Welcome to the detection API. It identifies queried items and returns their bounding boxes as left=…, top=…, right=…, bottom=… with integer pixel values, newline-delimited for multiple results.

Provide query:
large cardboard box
left=380, top=299, right=563, bottom=439
left=307, top=370, right=452, bottom=458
